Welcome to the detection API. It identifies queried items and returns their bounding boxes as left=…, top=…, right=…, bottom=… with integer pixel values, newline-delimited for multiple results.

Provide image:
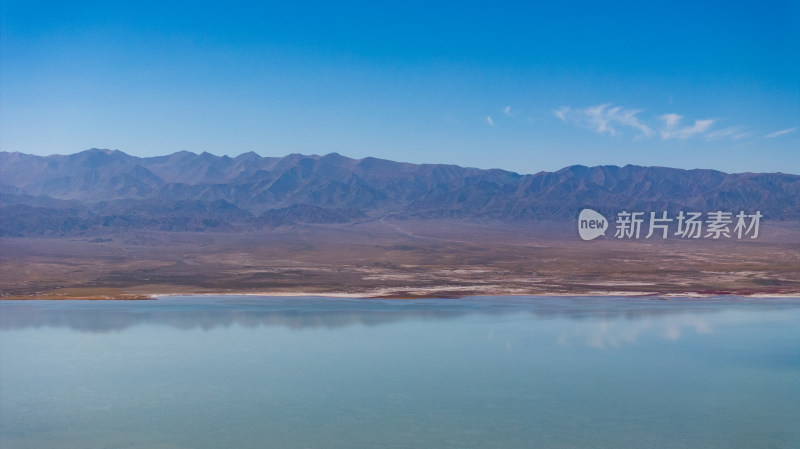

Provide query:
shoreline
left=3, top=288, right=799, bottom=300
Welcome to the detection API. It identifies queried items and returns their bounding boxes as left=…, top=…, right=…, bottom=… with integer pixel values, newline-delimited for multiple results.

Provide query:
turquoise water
left=1, top=296, right=799, bottom=448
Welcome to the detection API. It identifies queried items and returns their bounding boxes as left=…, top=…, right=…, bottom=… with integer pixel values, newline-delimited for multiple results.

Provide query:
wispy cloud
left=554, top=106, right=569, bottom=121
left=503, top=106, right=512, bottom=116
left=554, top=103, right=653, bottom=137
left=765, top=127, right=797, bottom=138
left=486, top=116, right=495, bottom=126
left=660, top=113, right=681, bottom=128
left=705, top=127, right=737, bottom=140
left=554, top=103, right=737, bottom=142
left=659, top=113, right=714, bottom=140
left=706, top=127, right=750, bottom=141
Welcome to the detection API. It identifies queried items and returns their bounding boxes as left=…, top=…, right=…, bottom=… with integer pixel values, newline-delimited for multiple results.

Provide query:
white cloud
left=658, top=113, right=714, bottom=140
left=486, top=116, right=495, bottom=126
left=705, top=127, right=735, bottom=140
left=503, top=105, right=512, bottom=116
left=555, top=103, right=653, bottom=137
left=553, top=103, right=759, bottom=142
left=765, top=127, right=797, bottom=138
left=554, top=106, right=570, bottom=121
left=660, top=113, right=681, bottom=128
left=706, top=127, right=748, bottom=141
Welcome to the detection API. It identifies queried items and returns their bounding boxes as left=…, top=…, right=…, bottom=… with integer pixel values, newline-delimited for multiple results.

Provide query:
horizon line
left=2, top=147, right=799, bottom=177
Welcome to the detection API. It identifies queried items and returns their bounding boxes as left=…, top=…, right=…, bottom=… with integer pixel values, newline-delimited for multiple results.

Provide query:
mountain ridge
left=1, top=149, right=798, bottom=236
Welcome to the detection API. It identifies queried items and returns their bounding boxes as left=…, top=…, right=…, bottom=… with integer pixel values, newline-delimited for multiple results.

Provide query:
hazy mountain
left=1, top=149, right=798, bottom=236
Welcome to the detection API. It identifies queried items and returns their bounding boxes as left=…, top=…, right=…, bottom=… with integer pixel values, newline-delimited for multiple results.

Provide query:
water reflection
left=2, top=295, right=799, bottom=449
left=1, top=295, right=797, bottom=335
left=558, top=312, right=715, bottom=349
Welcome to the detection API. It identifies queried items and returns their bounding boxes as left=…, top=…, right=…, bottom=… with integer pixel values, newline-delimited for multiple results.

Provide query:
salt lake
left=1, top=296, right=798, bottom=448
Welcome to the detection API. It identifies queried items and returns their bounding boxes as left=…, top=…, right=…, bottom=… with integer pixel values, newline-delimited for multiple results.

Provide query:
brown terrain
left=2, top=219, right=799, bottom=300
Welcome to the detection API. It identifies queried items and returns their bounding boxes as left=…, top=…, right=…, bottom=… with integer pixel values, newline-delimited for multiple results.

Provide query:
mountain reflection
left=0, top=296, right=794, bottom=333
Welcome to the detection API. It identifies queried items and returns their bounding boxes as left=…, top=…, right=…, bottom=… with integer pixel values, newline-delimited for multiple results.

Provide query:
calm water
left=1, top=296, right=799, bottom=449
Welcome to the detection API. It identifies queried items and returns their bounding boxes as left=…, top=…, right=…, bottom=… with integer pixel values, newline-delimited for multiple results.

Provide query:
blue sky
left=1, top=0, right=798, bottom=174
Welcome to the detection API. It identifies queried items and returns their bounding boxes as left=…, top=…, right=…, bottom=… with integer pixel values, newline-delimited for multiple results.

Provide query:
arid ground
left=2, top=220, right=799, bottom=299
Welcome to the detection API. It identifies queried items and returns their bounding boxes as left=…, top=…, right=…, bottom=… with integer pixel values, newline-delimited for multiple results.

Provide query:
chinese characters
left=613, top=210, right=761, bottom=239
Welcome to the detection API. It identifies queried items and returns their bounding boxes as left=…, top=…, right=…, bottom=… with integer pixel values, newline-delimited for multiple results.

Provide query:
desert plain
left=2, top=219, right=798, bottom=300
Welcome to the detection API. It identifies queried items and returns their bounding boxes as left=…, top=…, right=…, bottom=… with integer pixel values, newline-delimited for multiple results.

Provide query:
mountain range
left=1, top=149, right=798, bottom=236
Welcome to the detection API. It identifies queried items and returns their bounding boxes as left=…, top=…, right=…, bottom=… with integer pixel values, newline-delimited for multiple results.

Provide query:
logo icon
left=578, top=209, right=608, bottom=240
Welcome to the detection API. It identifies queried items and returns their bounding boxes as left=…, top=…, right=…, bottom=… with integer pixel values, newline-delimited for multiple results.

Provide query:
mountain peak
left=321, top=152, right=353, bottom=162
left=236, top=151, right=261, bottom=159
left=86, top=148, right=117, bottom=155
